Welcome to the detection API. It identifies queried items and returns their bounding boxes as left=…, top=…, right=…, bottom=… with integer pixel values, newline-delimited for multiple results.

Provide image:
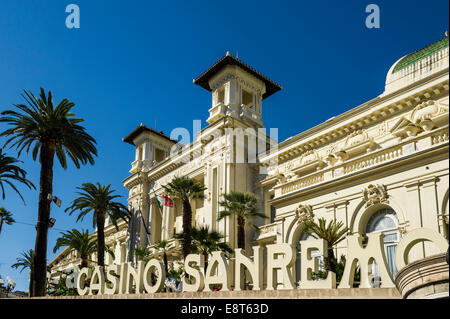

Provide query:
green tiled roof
left=393, top=36, right=449, bottom=73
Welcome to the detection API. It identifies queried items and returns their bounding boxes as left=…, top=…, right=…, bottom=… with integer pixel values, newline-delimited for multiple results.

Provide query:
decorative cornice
left=262, top=79, right=448, bottom=164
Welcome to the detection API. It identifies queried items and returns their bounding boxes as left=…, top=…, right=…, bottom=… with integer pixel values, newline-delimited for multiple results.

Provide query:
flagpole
left=139, top=210, right=152, bottom=246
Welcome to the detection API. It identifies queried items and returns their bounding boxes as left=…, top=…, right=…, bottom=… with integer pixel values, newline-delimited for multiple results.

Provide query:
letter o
left=395, top=228, right=448, bottom=270
left=143, top=259, right=166, bottom=293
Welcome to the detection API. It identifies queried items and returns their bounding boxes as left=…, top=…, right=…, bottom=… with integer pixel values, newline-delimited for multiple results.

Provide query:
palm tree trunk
left=29, top=266, right=34, bottom=297
left=33, top=143, right=55, bottom=297
left=97, top=210, right=106, bottom=267
left=324, top=247, right=337, bottom=274
left=237, top=216, right=246, bottom=250
left=182, top=199, right=193, bottom=258
left=203, top=251, right=209, bottom=273
left=163, top=251, right=168, bottom=274
left=81, top=255, right=88, bottom=268
left=0, top=218, right=3, bottom=234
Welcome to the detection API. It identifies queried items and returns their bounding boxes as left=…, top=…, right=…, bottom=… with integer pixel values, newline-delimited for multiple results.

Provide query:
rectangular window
left=269, top=194, right=276, bottom=223
left=270, top=205, right=276, bottom=223
left=242, top=88, right=253, bottom=108
left=217, top=87, right=225, bottom=104
left=155, top=148, right=165, bottom=162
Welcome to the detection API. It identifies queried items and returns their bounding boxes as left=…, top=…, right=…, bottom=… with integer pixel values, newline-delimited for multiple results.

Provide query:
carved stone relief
left=362, top=184, right=388, bottom=207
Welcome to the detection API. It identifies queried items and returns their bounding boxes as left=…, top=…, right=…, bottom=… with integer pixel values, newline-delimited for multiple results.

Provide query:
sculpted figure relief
left=295, top=204, right=314, bottom=224
left=362, top=184, right=388, bottom=207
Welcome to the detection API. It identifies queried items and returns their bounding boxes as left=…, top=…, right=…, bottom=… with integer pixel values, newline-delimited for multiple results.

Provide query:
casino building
left=48, top=34, right=449, bottom=298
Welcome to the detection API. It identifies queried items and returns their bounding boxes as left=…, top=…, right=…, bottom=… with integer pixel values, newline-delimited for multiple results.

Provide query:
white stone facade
left=49, top=36, right=449, bottom=295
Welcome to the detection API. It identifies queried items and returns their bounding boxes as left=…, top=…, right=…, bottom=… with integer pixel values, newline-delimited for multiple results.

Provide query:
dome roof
left=383, top=35, right=449, bottom=95
left=393, top=36, right=449, bottom=73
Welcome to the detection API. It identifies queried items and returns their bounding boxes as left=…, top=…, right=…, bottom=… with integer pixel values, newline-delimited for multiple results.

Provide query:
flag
left=140, top=213, right=151, bottom=235
left=153, top=189, right=162, bottom=208
left=163, top=195, right=174, bottom=207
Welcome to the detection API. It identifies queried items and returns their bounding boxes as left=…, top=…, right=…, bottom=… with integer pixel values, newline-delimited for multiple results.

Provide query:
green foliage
left=0, top=206, right=15, bottom=234
left=175, top=226, right=233, bottom=257
left=53, top=229, right=96, bottom=254
left=162, top=175, right=206, bottom=257
left=0, top=87, right=98, bottom=296
left=65, top=182, right=131, bottom=229
left=11, top=249, right=34, bottom=273
left=302, top=217, right=349, bottom=273
left=162, top=176, right=206, bottom=203
left=130, top=246, right=152, bottom=262
left=311, top=255, right=361, bottom=286
left=47, top=271, right=78, bottom=296
left=52, top=229, right=107, bottom=268
left=167, top=262, right=185, bottom=281
left=218, top=191, right=266, bottom=233
left=0, top=149, right=35, bottom=203
left=303, top=218, right=349, bottom=248
left=65, top=182, right=130, bottom=267
left=154, top=239, right=172, bottom=252
left=0, top=87, right=98, bottom=169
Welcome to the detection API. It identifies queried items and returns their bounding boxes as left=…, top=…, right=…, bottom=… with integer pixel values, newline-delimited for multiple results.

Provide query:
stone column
left=420, top=177, right=442, bottom=256
left=403, top=181, right=425, bottom=261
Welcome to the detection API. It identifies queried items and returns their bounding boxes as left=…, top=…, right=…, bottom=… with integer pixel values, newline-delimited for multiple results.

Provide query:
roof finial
left=236, top=50, right=239, bottom=59
left=226, top=51, right=231, bottom=56
left=445, top=31, right=449, bottom=37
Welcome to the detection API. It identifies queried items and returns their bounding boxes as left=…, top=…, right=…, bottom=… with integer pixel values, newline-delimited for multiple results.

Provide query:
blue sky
left=0, top=0, right=448, bottom=292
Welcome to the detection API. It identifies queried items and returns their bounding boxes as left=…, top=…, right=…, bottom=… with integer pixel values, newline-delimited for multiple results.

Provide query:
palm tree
left=302, top=217, right=349, bottom=274
left=11, top=249, right=34, bottom=296
left=65, top=182, right=130, bottom=268
left=0, top=206, right=15, bottom=235
left=162, top=176, right=206, bottom=258
left=130, top=246, right=151, bottom=262
left=0, top=88, right=97, bottom=296
left=218, top=191, right=266, bottom=250
left=154, top=240, right=172, bottom=274
left=0, top=149, right=35, bottom=203
left=176, top=226, right=232, bottom=271
left=53, top=229, right=97, bottom=268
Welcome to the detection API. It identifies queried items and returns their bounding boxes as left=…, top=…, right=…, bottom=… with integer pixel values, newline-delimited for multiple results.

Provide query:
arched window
left=365, top=208, right=399, bottom=286
left=295, top=233, right=323, bottom=285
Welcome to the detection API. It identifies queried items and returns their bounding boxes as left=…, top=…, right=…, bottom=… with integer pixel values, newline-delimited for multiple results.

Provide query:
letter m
left=338, top=233, right=395, bottom=288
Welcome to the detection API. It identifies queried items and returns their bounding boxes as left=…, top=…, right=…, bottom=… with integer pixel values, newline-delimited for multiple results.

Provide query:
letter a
left=365, top=4, right=380, bottom=29
left=65, top=4, right=80, bottom=29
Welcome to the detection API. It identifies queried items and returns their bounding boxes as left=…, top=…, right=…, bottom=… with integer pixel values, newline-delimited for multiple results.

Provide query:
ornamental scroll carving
left=411, top=100, right=448, bottom=122
left=362, top=184, right=388, bottom=208
left=295, top=204, right=314, bottom=224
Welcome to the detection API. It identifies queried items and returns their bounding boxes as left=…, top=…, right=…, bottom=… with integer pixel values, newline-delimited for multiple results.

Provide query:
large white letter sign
left=299, top=239, right=336, bottom=289
left=204, top=251, right=231, bottom=292
left=76, top=267, right=92, bottom=296
left=104, top=264, right=121, bottom=295
left=338, top=233, right=394, bottom=288
left=234, top=246, right=264, bottom=291
left=183, top=254, right=205, bottom=292
left=395, top=228, right=448, bottom=270
left=65, top=265, right=80, bottom=289
left=124, top=262, right=145, bottom=294
left=266, top=243, right=296, bottom=290
left=89, top=266, right=105, bottom=295
left=143, top=259, right=166, bottom=293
